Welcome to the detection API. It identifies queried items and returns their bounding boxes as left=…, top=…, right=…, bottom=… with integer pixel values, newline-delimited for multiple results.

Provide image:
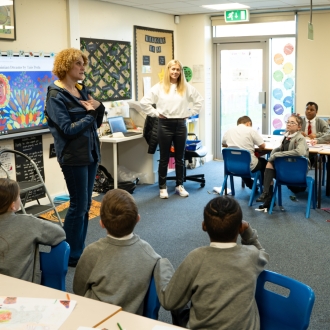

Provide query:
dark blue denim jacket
left=45, top=81, right=105, bottom=166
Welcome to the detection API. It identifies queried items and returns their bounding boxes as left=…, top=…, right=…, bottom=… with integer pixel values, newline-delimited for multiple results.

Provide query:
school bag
left=93, top=164, right=138, bottom=194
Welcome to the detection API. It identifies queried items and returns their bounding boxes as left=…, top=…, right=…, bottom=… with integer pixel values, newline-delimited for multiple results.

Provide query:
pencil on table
left=66, top=293, right=70, bottom=301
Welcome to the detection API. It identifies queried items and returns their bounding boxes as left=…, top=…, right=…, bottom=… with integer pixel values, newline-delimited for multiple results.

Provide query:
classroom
left=1, top=0, right=330, bottom=329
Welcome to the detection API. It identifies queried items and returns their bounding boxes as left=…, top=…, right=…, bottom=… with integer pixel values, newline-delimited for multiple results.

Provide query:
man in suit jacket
left=301, top=102, right=328, bottom=139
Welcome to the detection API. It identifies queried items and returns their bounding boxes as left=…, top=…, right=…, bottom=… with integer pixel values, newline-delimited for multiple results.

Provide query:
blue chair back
left=273, top=129, right=286, bottom=135
left=143, top=275, right=161, bottom=319
left=256, top=270, right=315, bottom=330
left=222, top=148, right=252, bottom=178
left=40, top=241, right=70, bottom=291
left=274, top=157, right=308, bottom=186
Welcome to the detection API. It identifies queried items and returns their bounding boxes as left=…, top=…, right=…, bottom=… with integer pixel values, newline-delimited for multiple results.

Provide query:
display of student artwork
left=270, top=37, right=296, bottom=131
left=80, top=37, right=131, bottom=101
left=0, top=296, right=76, bottom=329
left=0, top=55, right=56, bottom=137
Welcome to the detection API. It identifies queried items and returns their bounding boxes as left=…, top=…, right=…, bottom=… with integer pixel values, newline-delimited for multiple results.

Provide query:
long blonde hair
left=161, top=59, right=186, bottom=96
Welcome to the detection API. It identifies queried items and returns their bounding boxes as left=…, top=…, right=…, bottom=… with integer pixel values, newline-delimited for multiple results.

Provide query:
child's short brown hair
left=0, top=178, right=19, bottom=215
left=100, top=189, right=138, bottom=237
left=203, top=196, right=242, bottom=242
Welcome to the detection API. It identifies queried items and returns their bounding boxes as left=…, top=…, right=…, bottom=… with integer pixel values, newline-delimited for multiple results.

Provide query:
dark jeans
left=158, top=118, right=187, bottom=189
left=243, top=157, right=267, bottom=187
left=61, top=160, right=98, bottom=262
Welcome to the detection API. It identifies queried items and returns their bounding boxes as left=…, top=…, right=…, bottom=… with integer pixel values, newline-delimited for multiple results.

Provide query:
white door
left=215, top=42, right=269, bottom=159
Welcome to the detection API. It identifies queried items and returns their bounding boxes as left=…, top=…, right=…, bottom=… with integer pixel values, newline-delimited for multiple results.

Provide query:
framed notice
left=134, top=26, right=174, bottom=101
left=0, top=0, right=16, bottom=41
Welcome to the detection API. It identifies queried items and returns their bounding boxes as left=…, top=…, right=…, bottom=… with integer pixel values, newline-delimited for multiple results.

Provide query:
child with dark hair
left=73, top=189, right=167, bottom=315
left=155, top=196, right=268, bottom=330
left=301, top=102, right=328, bottom=139
left=0, top=178, right=66, bottom=283
left=257, top=114, right=309, bottom=209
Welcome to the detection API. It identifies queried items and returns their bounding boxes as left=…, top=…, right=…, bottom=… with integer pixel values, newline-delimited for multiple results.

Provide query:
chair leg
left=248, top=173, right=260, bottom=207
left=230, top=175, right=235, bottom=196
left=306, top=181, right=315, bottom=218
left=220, top=175, right=228, bottom=195
left=269, top=183, right=277, bottom=214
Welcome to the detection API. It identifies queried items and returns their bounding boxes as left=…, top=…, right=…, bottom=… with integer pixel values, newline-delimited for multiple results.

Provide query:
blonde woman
left=140, top=60, right=203, bottom=199
left=46, top=48, right=105, bottom=266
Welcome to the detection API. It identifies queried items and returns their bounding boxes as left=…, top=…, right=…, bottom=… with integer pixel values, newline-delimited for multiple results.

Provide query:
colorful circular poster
left=273, top=104, right=284, bottom=115
left=183, top=66, right=193, bottom=82
left=283, top=62, right=293, bottom=75
left=284, top=77, right=294, bottom=90
left=274, top=53, right=284, bottom=65
left=283, top=96, right=293, bottom=108
left=284, top=43, right=294, bottom=55
left=273, top=70, right=284, bottom=82
left=273, top=88, right=283, bottom=100
left=0, top=74, right=10, bottom=108
left=273, top=118, right=283, bottom=129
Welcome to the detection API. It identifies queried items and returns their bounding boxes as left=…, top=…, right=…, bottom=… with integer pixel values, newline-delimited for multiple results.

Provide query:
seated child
left=0, top=178, right=66, bottom=283
left=73, top=189, right=166, bottom=315
left=301, top=102, right=328, bottom=139
left=155, top=196, right=269, bottom=330
left=257, top=114, right=309, bottom=209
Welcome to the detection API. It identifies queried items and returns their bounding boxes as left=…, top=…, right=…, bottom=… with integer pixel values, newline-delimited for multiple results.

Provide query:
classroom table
left=100, top=133, right=143, bottom=189
left=0, top=274, right=122, bottom=329
left=97, top=310, right=185, bottom=329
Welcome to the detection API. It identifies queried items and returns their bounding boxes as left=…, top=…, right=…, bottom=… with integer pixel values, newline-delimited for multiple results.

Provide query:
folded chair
left=269, top=156, right=315, bottom=218
left=256, top=270, right=315, bottom=330
left=220, top=148, right=262, bottom=206
left=40, top=241, right=70, bottom=291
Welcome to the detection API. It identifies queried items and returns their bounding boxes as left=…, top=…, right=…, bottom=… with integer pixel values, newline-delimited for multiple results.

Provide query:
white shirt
left=222, top=124, right=264, bottom=170
left=304, top=117, right=316, bottom=135
left=107, top=233, right=134, bottom=240
left=140, top=82, right=204, bottom=118
left=210, top=242, right=237, bottom=249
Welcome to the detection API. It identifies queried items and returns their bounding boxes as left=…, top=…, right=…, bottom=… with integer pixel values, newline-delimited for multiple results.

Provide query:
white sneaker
left=175, top=185, right=189, bottom=197
left=160, top=188, right=168, bottom=199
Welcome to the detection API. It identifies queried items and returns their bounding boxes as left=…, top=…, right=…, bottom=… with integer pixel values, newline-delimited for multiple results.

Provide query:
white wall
left=0, top=0, right=212, bottom=196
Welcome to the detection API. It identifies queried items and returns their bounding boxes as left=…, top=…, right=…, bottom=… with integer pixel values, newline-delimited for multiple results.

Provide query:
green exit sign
left=225, top=9, right=250, bottom=23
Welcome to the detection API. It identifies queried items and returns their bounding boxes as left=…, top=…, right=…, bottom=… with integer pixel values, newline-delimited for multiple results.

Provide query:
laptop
left=107, top=116, right=141, bottom=137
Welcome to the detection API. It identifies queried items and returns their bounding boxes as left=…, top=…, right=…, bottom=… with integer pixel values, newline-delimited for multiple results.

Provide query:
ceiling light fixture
left=202, top=3, right=249, bottom=11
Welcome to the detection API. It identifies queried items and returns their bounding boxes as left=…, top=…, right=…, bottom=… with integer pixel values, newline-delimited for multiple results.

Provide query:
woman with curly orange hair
left=46, top=48, right=105, bottom=267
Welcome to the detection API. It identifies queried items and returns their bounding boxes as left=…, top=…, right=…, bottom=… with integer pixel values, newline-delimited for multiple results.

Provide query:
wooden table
left=97, top=310, right=185, bottom=329
left=0, top=274, right=122, bottom=329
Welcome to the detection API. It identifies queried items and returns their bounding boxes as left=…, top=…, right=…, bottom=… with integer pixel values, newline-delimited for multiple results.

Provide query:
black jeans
left=158, top=118, right=187, bottom=189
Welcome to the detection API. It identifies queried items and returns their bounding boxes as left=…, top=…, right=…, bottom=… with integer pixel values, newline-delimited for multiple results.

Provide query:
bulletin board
left=80, top=37, right=132, bottom=101
left=134, top=26, right=174, bottom=101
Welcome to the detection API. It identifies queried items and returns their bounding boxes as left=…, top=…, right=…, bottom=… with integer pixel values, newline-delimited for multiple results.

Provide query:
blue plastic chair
left=40, top=241, right=70, bottom=291
left=143, top=275, right=161, bottom=319
left=220, top=148, right=262, bottom=206
left=273, top=129, right=286, bottom=135
left=269, top=156, right=315, bottom=218
left=256, top=270, right=315, bottom=330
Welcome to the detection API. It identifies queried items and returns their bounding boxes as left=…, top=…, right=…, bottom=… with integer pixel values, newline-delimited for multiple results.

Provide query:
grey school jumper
left=0, top=212, right=66, bottom=283
left=155, top=226, right=269, bottom=330
left=73, top=234, right=162, bottom=315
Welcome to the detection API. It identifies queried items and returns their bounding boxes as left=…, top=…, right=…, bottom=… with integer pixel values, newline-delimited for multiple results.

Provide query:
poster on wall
left=80, top=37, right=132, bottom=101
left=14, top=135, right=45, bottom=202
left=0, top=56, right=55, bottom=138
left=134, top=26, right=174, bottom=101
left=0, top=0, right=16, bottom=41
left=270, top=38, right=296, bottom=131
left=0, top=145, right=14, bottom=178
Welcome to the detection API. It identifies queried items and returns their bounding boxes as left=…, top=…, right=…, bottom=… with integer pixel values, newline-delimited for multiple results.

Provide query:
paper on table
left=0, top=296, right=76, bottom=330
left=152, top=326, right=180, bottom=330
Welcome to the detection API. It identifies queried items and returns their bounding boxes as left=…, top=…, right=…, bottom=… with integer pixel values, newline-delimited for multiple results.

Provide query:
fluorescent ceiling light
left=0, top=0, right=13, bottom=6
left=202, top=3, right=249, bottom=11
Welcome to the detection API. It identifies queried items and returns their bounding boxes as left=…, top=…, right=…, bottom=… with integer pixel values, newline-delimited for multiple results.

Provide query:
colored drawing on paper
left=0, top=71, right=56, bottom=132
left=0, top=296, right=76, bottom=329
left=283, top=96, right=293, bottom=108
left=283, top=62, right=293, bottom=75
